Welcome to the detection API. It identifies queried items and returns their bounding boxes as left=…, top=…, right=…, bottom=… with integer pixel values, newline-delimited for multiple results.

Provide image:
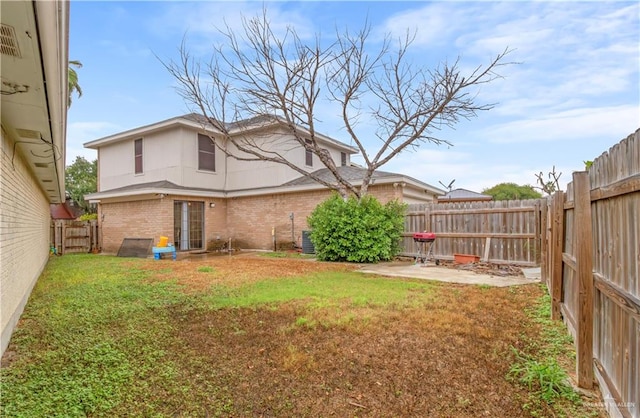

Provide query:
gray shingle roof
left=438, top=188, right=492, bottom=200
left=282, top=166, right=398, bottom=186
left=96, top=180, right=223, bottom=194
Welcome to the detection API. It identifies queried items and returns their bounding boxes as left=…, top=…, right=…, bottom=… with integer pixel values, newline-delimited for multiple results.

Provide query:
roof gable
left=84, top=113, right=358, bottom=153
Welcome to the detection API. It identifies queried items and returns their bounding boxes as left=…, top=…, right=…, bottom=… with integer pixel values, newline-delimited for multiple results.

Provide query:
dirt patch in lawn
left=117, top=254, right=603, bottom=417
left=134, top=254, right=575, bottom=417
left=167, top=284, right=541, bottom=417
left=137, top=253, right=356, bottom=292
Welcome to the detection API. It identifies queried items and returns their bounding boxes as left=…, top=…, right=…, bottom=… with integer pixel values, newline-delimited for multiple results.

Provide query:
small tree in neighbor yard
left=482, top=182, right=542, bottom=201
left=534, top=165, right=562, bottom=196
left=164, top=9, right=511, bottom=199
left=307, top=194, right=406, bottom=263
left=65, top=156, right=97, bottom=213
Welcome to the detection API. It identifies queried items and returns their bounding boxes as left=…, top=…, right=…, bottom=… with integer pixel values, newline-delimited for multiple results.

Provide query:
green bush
left=78, top=213, right=97, bottom=221
left=307, top=194, right=406, bottom=263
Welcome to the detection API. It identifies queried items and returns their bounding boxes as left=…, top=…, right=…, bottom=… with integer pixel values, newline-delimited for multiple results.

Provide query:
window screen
left=305, top=139, right=313, bottom=167
left=134, top=138, right=143, bottom=174
left=198, top=134, right=216, bottom=172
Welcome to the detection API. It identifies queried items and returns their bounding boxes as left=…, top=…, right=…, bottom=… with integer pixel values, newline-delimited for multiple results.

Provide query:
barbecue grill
left=413, top=232, right=438, bottom=265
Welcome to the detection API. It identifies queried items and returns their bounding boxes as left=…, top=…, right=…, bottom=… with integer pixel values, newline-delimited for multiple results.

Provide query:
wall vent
left=15, top=128, right=41, bottom=139
left=1, top=24, right=21, bottom=58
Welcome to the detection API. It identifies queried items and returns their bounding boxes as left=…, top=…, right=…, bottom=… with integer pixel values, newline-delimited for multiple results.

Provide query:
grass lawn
left=0, top=254, right=604, bottom=417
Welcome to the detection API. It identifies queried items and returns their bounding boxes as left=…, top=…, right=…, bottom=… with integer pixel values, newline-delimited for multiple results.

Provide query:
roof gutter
left=33, top=0, right=69, bottom=203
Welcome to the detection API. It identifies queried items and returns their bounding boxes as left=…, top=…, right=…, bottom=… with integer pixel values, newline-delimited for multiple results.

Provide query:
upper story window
left=341, top=152, right=347, bottom=167
left=134, top=138, right=143, bottom=174
left=198, top=133, right=216, bottom=172
left=305, top=139, right=313, bottom=167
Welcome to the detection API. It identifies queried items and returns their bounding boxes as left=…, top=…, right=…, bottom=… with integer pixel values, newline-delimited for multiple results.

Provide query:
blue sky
left=68, top=1, right=639, bottom=193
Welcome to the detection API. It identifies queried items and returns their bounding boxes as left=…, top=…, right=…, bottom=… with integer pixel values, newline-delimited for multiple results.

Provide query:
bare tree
left=163, top=10, right=511, bottom=199
left=534, top=166, right=562, bottom=195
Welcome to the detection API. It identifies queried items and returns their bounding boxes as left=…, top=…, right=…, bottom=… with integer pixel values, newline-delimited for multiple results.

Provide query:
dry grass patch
left=139, top=253, right=356, bottom=292
left=1, top=254, right=605, bottom=417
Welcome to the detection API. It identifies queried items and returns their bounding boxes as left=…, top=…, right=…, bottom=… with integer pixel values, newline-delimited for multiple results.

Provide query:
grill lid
left=413, top=232, right=436, bottom=241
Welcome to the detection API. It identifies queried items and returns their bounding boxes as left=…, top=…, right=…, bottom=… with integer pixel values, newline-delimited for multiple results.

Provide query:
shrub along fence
left=402, top=199, right=543, bottom=265
left=541, top=129, right=639, bottom=418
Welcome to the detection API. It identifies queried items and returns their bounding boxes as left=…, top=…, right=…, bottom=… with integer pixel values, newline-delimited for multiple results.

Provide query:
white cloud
left=379, top=146, right=576, bottom=193
left=485, top=105, right=640, bottom=144
left=380, top=3, right=463, bottom=46
left=147, top=2, right=315, bottom=55
left=381, top=147, right=527, bottom=192
left=66, top=121, right=121, bottom=164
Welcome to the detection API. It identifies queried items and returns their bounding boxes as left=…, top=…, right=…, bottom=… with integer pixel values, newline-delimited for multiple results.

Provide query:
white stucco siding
left=225, top=159, right=292, bottom=190
left=93, top=122, right=355, bottom=193
left=1, top=129, right=51, bottom=355
left=97, top=127, right=226, bottom=191
left=98, top=129, right=180, bottom=190
left=224, top=129, right=300, bottom=189
left=224, top=128, right=352, bottom=190
left=179, top=129, right=225, bottom=190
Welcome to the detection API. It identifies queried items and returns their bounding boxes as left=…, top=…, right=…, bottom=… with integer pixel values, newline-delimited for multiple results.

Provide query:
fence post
left=539, top=199, right=548, bottom=284
left=550, top=191, right=565, bottom=320
left=55, top=220, right=63, bottom=255
left=90, top=219, right=98, bottom=252
left=535, top=199, right=543, bottom=266
left=573, top=171, right=594, bottom=389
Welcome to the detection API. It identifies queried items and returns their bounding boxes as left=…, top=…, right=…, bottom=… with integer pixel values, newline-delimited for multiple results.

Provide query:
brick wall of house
left=99, top=195, right=227, bottom=254
left=226, top=184, right=405, bottom=250
left=201, top=199, right=229, bottom=250
left=1, top=130, right=52, bottom=355
left=227, top=189, right=333, bottom=250
left=98, top=184, right=410, bottom=253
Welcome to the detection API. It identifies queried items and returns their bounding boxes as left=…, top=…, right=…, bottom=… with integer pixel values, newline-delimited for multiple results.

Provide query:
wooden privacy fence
left=541, top=129, right=639, bottom=418
left=51, top=220, right=99, bottom=254
left=402, top=199, right=542, bottom=265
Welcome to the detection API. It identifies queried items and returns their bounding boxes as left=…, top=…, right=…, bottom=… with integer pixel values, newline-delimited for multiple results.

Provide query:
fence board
left=51, top=220, right=98, bottom=255
left=543, top=129, right=639, bottom=418
left=574, top=171, right=595, bottom=388
left=403, top=199, right=542, bottom=265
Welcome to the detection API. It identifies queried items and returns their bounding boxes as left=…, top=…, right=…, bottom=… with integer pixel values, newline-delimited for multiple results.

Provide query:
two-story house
left=84, top=113, right=444, bottom=253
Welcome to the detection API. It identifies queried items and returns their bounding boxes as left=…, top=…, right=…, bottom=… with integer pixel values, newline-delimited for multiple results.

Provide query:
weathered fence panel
left=542, top=129, right=639, bottom=418
left=403, top=199, right=542, bottom=265
left=51, top=220, right=98, bottom=254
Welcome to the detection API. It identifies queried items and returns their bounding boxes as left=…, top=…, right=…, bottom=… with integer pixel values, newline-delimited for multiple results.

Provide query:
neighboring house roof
left=438, top=188, right=492, bottom=202
left=84, top=113, right=359, bottom=154
left=1, top=1, right=69, bottom=203
left=50, top=201, right=81, bottom=220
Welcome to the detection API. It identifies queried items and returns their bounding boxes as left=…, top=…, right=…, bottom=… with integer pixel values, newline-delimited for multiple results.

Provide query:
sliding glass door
left=173, top=201, right=204, bottom=250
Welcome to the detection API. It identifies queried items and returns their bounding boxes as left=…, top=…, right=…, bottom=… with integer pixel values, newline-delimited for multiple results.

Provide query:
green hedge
left=307, top=194, right=406, bottom=263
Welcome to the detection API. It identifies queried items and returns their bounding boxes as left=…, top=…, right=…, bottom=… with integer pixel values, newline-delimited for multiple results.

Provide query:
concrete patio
left=357, top=262, right=541, bottom=287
